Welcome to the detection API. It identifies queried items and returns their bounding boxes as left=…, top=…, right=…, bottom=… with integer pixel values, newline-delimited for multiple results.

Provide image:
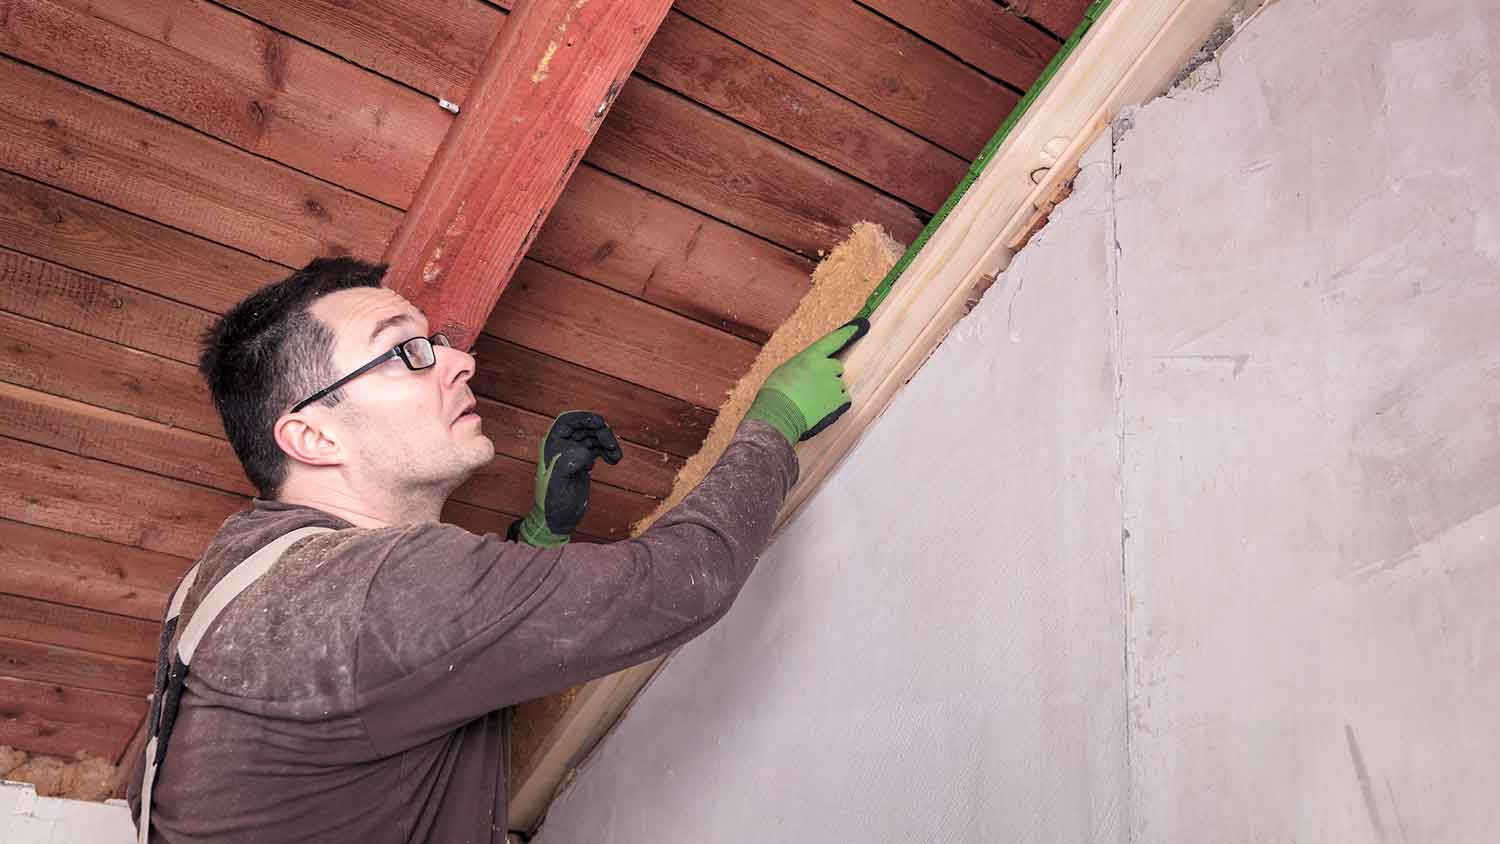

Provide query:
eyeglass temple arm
left=289, top=350, right=397, bottom=414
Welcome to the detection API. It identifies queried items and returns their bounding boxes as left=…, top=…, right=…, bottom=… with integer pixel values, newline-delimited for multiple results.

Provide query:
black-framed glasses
left=289, top=333, right=451, bottom=414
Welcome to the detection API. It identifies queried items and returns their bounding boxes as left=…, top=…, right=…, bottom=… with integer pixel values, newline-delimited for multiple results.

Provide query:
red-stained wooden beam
left=382, top=0, right=674, bottom=349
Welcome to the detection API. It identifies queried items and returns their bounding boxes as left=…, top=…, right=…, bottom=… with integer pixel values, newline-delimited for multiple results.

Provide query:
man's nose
left=439, top=343, right=477, bottom=385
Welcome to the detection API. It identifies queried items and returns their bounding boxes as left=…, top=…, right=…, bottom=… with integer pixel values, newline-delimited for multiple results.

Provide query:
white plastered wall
left=539, top=0, right=1500, bottom=840
left=0, top=781, right=134, bottom=843
left=1116, top=0, right=1500, bottom=838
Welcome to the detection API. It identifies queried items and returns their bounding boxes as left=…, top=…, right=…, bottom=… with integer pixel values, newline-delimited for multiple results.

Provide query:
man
left=126, top=257, right=865, bottom=842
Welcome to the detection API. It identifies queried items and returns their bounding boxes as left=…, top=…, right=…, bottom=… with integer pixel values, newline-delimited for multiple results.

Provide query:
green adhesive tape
left=856, top=0, right=1115, bottom=319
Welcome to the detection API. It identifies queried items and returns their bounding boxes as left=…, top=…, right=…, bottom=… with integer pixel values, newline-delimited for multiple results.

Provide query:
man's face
left=305, top=287, right=495, bottom=496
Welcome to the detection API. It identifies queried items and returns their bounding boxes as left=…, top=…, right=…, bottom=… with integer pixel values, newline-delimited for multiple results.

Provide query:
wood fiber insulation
left=634, top=222, right=904, bottom=532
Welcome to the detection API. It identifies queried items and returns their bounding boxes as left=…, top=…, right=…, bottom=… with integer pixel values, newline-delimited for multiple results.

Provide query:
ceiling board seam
left=520, top=255, right=764, bottom=355
left=993, top=0, right=1079, bottom=42
left=666, top=7, right=982, bottom=163
left=522, top=255, right=774, bottom=347
left=0, top=53, right=412, bottom=217
left=202, top=0, right=451, bottom=114
left=472, top=331, right=718, bottom=425
left=0, top=432, right=249, bottom=505
left=0, top=516, right=194, bottom=567
left=0, top=288, right=671, bottom=499
left=0, top=241, right=224, bottom=325
left=617, top=74, right=935, bottom=229
left=850, top=0, right=1037, bottom=95
left=0, top=167, right=300, bottom=278
left=0, top=633, right=154, bottom=670
left=0, top=381, right=656, bottom=514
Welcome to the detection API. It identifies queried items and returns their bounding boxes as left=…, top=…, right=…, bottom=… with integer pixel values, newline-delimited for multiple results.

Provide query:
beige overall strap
left=138, top=526, right=334, bottom=844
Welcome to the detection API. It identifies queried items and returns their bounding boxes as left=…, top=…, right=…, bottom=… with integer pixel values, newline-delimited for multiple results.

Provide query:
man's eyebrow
left=368, top=313, right=416, bottom=345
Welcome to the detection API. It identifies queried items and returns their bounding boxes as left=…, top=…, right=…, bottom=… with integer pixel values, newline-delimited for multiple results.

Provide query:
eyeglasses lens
left=402, top=337, right=437, bottom=369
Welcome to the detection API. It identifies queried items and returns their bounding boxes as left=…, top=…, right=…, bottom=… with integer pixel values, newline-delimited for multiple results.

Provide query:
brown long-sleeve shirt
left=126, top=420, right=796, bottom=843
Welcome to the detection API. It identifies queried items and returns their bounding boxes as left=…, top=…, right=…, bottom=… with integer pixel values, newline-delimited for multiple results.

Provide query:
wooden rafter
left=382, top=0, right=674, bottom=349
left=508, top=0, right=1241, bottom=832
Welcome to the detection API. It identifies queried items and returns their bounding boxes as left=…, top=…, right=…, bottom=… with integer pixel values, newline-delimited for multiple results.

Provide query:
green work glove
left=509, top=411, right=623, bottom=547
left=745, top=319, right=869, bottom=445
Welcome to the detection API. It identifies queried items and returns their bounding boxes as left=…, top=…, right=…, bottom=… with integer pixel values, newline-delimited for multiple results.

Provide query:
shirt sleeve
left=354, top=419, right=797, bottom=754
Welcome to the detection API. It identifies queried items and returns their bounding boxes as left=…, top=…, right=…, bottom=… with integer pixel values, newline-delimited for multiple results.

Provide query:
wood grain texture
left=0, top=436, right=247, bottom=558
left=114, top=710, right=147, bottom=769
left=859, top=0, right=1059, bottom=85
left=221, top=0, right=961, bottom=216
left=0, top=56, right=399, bottom=265
left=207, top=0, right=876, bottom=327
left=0, top=381, right=252, bottom=496
left=383, top=0, right=674, bottom=350
left=0, top=677, right=144, bottom=759
left=635, top=12, right=966, bottom=214
left=470, top=335, right=715, bottom=459
left=1011, top=0, right=1095, bottom=37
left=0, top=518, right=185, bottom=621
left=0, top=0, right=449, bottom=207
left=477, top=397, right=681, bottom=499
left=0, top=594, right=158, bottom=662
left=673, top=0, right=1019, bottom=158
left=0, top=383, right=639, bottom=575
left=0, top=636, right=152, bottom=698
left=0, top=120, right=809, bottom=350
left=455, top=452, right=656, bottom=542
left=0, top=201, right=680, bottom=500
left=0, top=311, right=223, bottom=437
left=508, top=656, right=661, bottom=828
left=586, top=77, right=924, bottom=257
left=217, top=0, right=498, bottom=103
left=489, top=260, right=760, bottom=409
left=0, top=245, right=215, bottom=366
left=532, top=165, right=813, bottom=343
left=441, top=499, right=618, bottom=544
left=0, top=367, right=651, bottom=540
left=0, top=171, right=287, bottom=314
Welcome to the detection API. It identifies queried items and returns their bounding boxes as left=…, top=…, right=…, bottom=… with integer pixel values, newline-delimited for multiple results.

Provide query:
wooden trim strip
left=784, top=0, right=1238, bottom=519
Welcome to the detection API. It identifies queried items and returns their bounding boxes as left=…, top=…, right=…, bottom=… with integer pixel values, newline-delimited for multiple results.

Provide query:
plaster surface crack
left=1109, top=117, right=1135, bottom=844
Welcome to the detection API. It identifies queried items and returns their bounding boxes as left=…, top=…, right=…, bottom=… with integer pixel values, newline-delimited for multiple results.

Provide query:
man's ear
left=273, top=413, right=344, bottom=468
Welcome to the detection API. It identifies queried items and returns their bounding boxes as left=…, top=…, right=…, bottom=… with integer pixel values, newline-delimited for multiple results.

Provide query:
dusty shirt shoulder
left=186, top=505, right=449, bottom=719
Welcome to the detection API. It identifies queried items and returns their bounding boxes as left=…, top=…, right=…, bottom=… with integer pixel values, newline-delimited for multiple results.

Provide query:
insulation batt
left=635, top=222, right=903, bottom=532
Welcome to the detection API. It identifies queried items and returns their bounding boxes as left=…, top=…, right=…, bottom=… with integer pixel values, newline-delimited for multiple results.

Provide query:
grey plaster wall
left=538, top=0, right=1500, bottom=840
left=1117, top=0, right=1500, bottom=839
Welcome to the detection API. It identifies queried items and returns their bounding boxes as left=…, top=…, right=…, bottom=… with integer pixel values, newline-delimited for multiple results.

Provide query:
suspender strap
left=138, top=526, right=334, bottom=844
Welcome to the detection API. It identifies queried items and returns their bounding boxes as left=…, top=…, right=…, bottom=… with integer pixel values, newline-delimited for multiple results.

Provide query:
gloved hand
left=745, top=319, right=869, bottom=445
left=509, top=411, right=623, bottom=547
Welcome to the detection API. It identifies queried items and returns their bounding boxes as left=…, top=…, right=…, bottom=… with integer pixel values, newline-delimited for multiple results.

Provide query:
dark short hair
left=200, top=257, right=387, bottom=498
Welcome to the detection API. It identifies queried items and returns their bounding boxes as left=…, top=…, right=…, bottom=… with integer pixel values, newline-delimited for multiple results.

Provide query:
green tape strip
left=856, top=0, right=1115, bottom=319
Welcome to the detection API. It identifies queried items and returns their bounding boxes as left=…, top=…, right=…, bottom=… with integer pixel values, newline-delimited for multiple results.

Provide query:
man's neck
left=275, top=476, right=446, bottom=528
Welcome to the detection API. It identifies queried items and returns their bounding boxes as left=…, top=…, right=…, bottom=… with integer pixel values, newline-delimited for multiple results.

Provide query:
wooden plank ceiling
left=0, top=0, right=1088, bottom=768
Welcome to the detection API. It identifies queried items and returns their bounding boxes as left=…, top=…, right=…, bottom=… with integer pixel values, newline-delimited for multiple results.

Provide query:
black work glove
left=508, top=411, right=623, bottom=546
